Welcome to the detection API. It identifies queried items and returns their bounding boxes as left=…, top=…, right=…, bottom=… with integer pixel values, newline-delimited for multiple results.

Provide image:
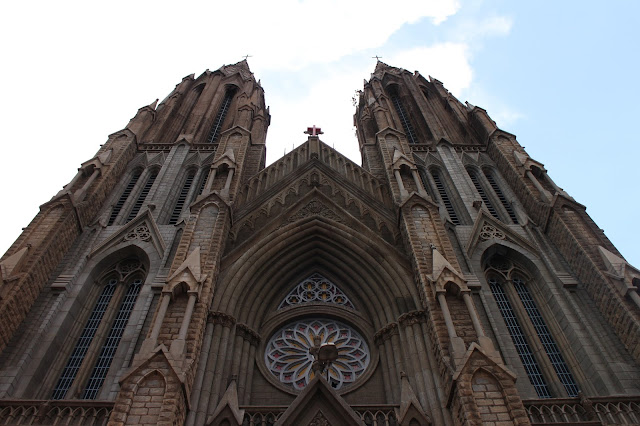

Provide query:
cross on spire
left=372, top=55, right=383, bottom=61
left=242, top=54, right=252, bottom=60
left=304, top=125, right=323, bottom=137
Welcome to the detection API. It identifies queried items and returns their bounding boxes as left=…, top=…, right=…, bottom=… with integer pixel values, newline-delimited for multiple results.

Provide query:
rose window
left=264, top=318, right=370, bottom=390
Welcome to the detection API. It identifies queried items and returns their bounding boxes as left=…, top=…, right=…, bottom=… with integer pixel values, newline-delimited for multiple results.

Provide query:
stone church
left=0, top=60, right=639, bottom=425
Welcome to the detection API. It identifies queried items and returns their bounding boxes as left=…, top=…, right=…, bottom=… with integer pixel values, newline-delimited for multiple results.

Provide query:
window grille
left=82, top=279, right=143, bottom=399
left=169, top=171, right=195, bottom=225
left=108, top=171, right=141, bottom=226
left=390, top=94, right=418, bottom=144
left=484, top=171, right=518, bottom=224
left=489, top=278, right=551, bottom=398
left=513, top=278, right=579, bottom=397
left=207, top=89, right=235, bottom=143
left=431, top=171, right=460, bottom=225
left=52, top=279, right=117, bottom=400
left=126, top=171, right=157, bottom=222
left=468, top=170, right=500, bottom=220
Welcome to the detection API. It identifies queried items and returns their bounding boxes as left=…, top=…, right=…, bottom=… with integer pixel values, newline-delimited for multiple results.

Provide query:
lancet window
left=430, top=169, right=460, bottom=225
left=207, top=87, right=237, bottom=143
left=484, top=169, right=519, bottom=224
left=51, top=258, right=146, bottom=400
left=126, top=169, right=157, bottom=222
left=108, top=170, right=141, bottom=226
left=486, top=255, right=579, bottom=398
left=388, top=86, right=418, bottom=144
left=467, top=167, right=500, bottom=221
left=169, top=169, right=196, bottom=225
left=278, top=273, right=354, bottom=309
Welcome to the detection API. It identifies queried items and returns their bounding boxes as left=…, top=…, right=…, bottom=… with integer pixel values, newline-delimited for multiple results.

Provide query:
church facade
left=0, top=60, right=639, bottom=425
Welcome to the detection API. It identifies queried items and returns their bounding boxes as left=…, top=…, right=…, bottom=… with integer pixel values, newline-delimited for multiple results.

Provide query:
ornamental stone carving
left=281, top=200, right=344, bottom=229
left=265, top=318, right=370, bottom=391
left=479, top=224, right=505, bottom=241
left=209, top=311, right=237, bottom=328
left=123, top=224, right=152, bottom=242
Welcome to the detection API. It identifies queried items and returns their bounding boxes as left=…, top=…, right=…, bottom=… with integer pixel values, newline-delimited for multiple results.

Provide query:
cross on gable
left=304, top=125, right=323, bottom=137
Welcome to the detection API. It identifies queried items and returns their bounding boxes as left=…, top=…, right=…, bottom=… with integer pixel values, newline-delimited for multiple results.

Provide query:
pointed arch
left=51, top=256, right=148, bottom=400
left=482, top=248, right=580, bottom=398
left=216, top=216, right=415, bottom=331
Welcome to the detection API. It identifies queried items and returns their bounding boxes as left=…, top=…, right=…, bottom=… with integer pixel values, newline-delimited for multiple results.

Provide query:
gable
left=228, top=186, right=399, bottom=256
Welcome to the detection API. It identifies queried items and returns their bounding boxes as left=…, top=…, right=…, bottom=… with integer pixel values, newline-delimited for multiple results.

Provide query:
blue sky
left=0, top=0, right=637, bottom=266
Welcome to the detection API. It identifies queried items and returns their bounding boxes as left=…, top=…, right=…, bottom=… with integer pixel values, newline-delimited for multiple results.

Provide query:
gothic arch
left=28, top=245, right=156, bottom=400
left=215, top=217, right=416, bottom=331
left=477, top=243, right=584, bottom=398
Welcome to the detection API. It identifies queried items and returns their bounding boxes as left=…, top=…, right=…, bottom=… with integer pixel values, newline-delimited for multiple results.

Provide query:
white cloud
left=387, top=44, right=474, bottom=96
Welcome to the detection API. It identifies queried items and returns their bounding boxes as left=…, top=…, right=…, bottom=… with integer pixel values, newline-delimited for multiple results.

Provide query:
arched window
left=207, top=87, right=237, bottom=143
left=169, top=169, right=196, bottom=225
left=387, top=86, right=418, bottom=144
left=430, top=169, right=460, bottom=225
left=486, top=255, right=579, bottom=398
left=126, top=169, right=158, bottom=222
left=467, top=167, right=500, bottom=221
left=483, top=169, right=518, bottom=224
left=108, top=170, right=142, bottom=226
left=51, top=258, right=146, bottom=400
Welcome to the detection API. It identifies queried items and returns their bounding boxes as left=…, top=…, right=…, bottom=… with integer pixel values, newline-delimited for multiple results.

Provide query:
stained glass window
left=264, top=318, right=370, bottom=390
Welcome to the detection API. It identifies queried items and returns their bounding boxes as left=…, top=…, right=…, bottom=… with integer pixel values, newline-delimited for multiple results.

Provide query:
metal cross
left=372, top=55, right=383, bottom=61
left=304, top=125, right=323, bottom=137
left=243, top=54, right=252, bottom=60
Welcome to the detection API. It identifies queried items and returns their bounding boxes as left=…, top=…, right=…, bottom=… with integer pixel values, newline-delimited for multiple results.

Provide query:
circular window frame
left=257, top=305, right=378, bottom=396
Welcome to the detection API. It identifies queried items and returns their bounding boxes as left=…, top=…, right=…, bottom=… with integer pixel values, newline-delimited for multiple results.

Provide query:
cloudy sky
left=1, top=0, right=638, bottom=266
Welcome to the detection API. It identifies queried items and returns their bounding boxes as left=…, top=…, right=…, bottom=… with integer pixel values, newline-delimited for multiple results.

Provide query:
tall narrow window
left=486, top=256, right=579, bottom=398
left=489, top=277, right=551, bottom=398
left=82, top=278, right=143, bottom=399
left=467, top=168, right=500, bottom=220
left=513, top=278, right=579, bottom=397
left=52, top=258, right=146, bottom=400
left=484, top=170, right=518, bottom=224
left=207, top=88, right=236, bottom=143
left=126, top=170, right=157, bottom=222
left=389, top=88, right=418, bottom=144
left=169, top=170, right=195, bottom=225
left=431, top=170, right=460, bottom=225
left=108, top=171, right=141, bottom=226
left=52, top=279, right=117, bottom=399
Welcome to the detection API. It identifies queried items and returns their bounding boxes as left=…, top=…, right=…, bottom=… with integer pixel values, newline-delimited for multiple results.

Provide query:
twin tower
left=0, top=60, right=638, bottom=425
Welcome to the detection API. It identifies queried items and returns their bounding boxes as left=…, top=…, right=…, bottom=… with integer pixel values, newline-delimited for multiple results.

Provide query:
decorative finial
left=242, top=54, right=252, bottom=60
left=372, top=55, right=383, bottom=61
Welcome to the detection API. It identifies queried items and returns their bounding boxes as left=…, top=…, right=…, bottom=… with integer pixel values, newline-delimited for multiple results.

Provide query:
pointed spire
left=148, top=98, right=158, bottom=110
left=167, top=247, right=206, bottom=292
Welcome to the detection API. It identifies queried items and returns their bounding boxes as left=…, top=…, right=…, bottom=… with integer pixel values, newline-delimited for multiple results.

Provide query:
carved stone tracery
left=479, top=224, right=505, bottom=241
left=280, top=200, right=344, bottom=229
left=123, top=224, right=152, bottom=242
